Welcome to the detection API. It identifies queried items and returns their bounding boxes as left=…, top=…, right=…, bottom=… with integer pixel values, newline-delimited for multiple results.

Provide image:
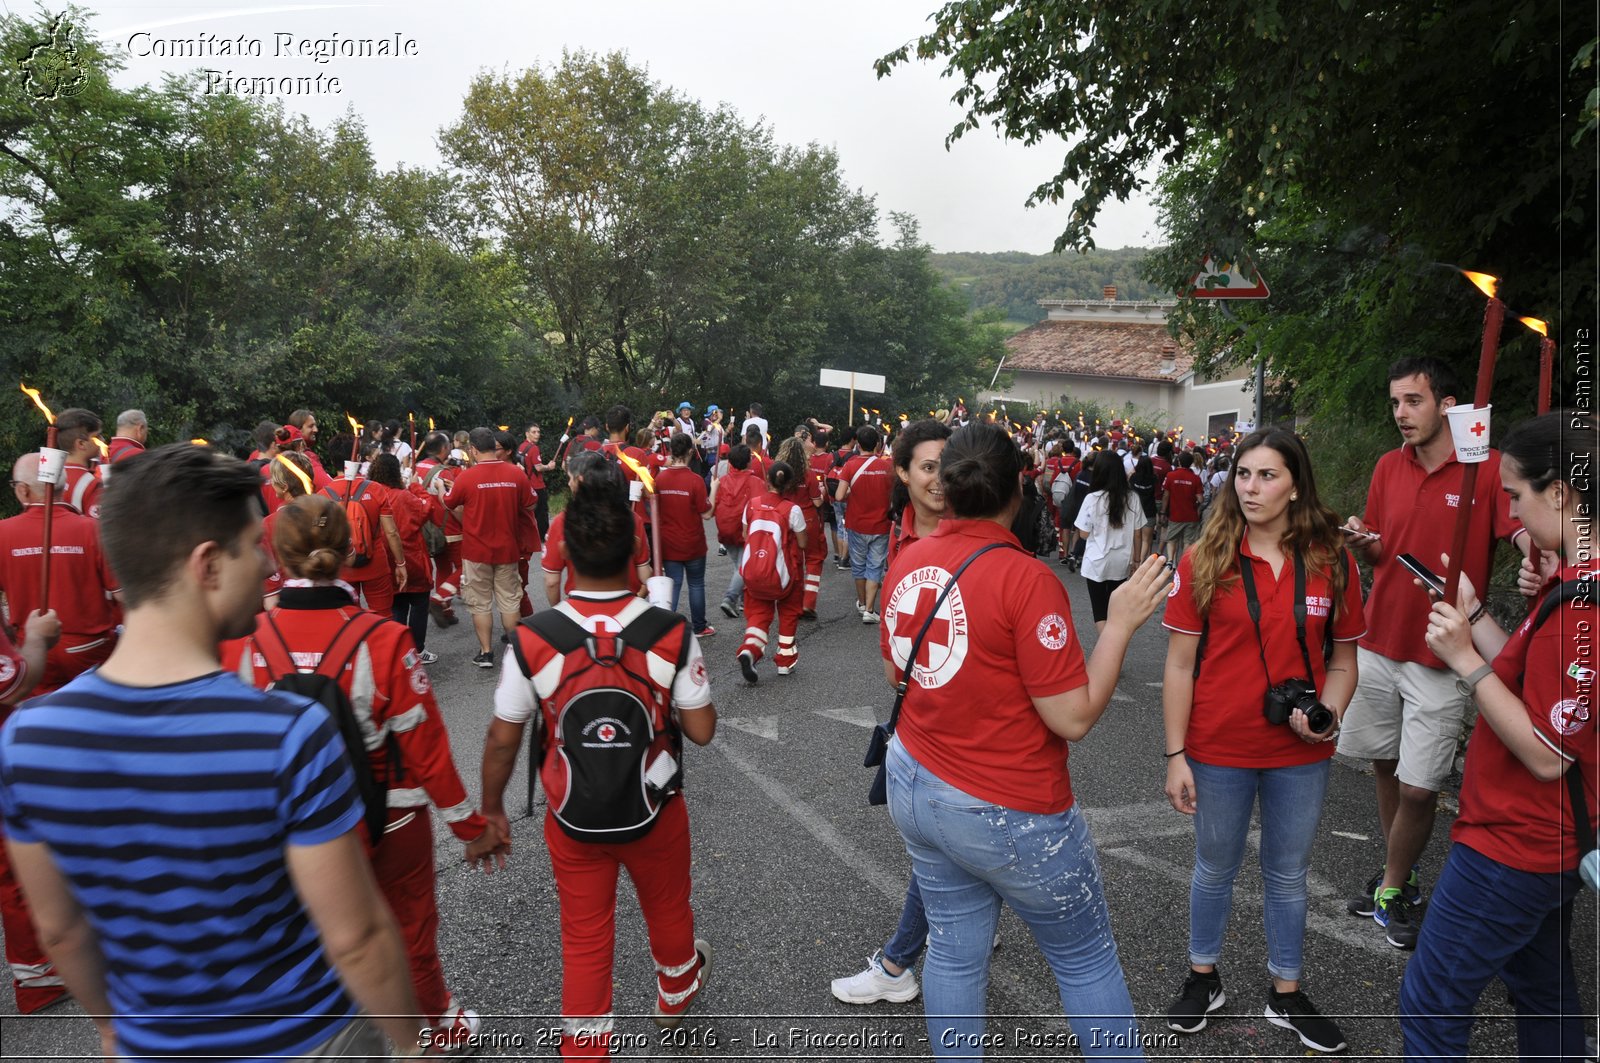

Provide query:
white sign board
left=1232, top=420, right=1256, bottom=434
left=1187, top=256, right=1270, bottom=299
left=819, top=368, right=886, bottom=394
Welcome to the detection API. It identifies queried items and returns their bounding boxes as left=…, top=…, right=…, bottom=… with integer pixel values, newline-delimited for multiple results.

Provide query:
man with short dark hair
left=1336, top=356, right=1529, bottom=950
left=835, top=425, right=892, bottom=623
left=52, top=409, right=104, bottom=519
left=445, top=428, right=536, bottom=667
left=0, top=443, right=426, bottom=1060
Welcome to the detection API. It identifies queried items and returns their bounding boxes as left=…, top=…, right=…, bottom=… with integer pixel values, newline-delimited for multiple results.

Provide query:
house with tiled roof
left=984, top=287, right=1259, bottom=439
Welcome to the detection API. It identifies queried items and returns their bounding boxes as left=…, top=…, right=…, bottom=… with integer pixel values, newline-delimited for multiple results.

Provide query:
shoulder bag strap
left=881, top=541, right=1016, bottom=738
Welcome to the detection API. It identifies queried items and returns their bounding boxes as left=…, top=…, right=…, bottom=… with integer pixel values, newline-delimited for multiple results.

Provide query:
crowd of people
left=0, top=371, right=1590, bottom=1061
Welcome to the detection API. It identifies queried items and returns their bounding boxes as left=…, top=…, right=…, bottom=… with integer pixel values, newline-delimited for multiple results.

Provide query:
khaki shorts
left=300, top=1016, right=387, bottom=1061
left=1335, top=646, right=1471, bottom=792
left=461, top=560, right=523, bottom=615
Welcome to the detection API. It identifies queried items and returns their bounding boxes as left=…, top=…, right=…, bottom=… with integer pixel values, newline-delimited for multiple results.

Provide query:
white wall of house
left=985, top=364, right=1255, bottom=432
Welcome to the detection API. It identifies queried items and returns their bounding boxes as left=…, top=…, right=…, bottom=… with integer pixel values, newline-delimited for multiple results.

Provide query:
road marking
left=720, top=716, right=779, bottom=741
left=1144, top=681, right=1164, bottom=688
left=1110, top=692, right=1133, bottom=703
left=815, top=706, right=879, bottom=729
left=1331, top=830, right=1370, bottom=841
left=1080, top=800, right=1192, bottom=848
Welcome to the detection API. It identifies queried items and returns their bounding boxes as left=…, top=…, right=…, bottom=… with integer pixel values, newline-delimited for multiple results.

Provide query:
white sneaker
left=433, top=996, right=481, bottom=1054
left=861, top=610, right=880, bottom=624
left=830, top=950, right=919, bottom=1004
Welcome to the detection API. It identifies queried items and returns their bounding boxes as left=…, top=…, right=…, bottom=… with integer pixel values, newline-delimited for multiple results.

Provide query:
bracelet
left=1468, top=601, right=1488, bottom=624
left=1164, top=748, right=1185, bottom=759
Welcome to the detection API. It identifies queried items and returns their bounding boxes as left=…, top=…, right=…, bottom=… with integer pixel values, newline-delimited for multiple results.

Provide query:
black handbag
left=864, top=542, right=1013, bottom=804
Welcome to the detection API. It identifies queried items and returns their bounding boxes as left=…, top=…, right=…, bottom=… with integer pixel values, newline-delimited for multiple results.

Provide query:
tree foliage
left=879, top=0, right=1593, bottom=446
left=931, top=247, right=1159, bottom=322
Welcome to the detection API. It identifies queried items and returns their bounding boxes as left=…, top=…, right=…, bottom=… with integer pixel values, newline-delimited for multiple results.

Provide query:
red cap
left=277, top=424, right=303, bottom=443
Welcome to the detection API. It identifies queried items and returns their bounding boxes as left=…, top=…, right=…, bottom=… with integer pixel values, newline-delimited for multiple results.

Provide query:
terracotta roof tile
left=1004, top=320, right=1193, bottom=382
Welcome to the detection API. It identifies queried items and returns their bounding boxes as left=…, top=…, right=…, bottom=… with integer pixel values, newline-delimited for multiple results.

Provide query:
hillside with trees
left=930, top=248, right=1160, bottom=324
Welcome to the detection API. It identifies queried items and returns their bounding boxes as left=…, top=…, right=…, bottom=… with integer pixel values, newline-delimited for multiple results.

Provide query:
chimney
left=1159, top=340, right=1177, bottom=375
left=1102, top=285, right=1117, bottom=301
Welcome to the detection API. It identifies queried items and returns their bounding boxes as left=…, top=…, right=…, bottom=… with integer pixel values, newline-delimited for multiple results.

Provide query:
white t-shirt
left=739, top=416, right=769, bottom=447
left=1074, top=490, right=1148, bottom=582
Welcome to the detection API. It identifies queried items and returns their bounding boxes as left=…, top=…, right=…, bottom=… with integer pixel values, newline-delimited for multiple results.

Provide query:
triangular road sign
left=1187, top=255, right=1270, bottom=299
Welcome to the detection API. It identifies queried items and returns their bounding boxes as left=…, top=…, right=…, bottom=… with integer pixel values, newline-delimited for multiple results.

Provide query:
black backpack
left=508, top=606, right=689, bottom=843
left=252, top=612, right=400, bottom=844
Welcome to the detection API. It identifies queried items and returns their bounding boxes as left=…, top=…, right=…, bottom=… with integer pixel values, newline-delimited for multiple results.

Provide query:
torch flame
left=1460, top=270, right=1499, bottom=300
left=616, top=450, right=655, bottom=493
left=93, top=437, right=108, bottom=457
left=345, top=412, right=361, bottom=434
left=1518, top=316, right=1549, bottom=337
left=275, top=453, right=313, bottom=495
left=428, top=417, right=435, bottom=431
left=190, top=438, right=209, bottom=446
left=19, top=383, right=55, bottom=424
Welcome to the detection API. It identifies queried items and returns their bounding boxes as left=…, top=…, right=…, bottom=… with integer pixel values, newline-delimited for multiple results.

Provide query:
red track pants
left=741, top=582, right=804, bottom=669
left=0, top=818, right=66, bottom=1013
left=370, top=806, right=450, bottom=1024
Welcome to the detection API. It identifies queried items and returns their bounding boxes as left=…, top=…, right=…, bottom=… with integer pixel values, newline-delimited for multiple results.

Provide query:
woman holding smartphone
left=1160, top=426, right=1364, bottom=1055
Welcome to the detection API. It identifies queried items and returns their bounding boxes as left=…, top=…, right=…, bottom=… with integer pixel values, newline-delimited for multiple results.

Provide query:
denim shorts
left=848, top=532, right=888, bottom=581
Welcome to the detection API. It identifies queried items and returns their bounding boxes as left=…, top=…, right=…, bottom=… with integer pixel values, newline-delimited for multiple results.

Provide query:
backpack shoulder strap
left=620, top=607, right=691, bottom=669
left=316, top=612, right=388, bottom=680
left=508, top=609, right=588, bottom=679
left=1532, top=579, right=1585, bottom=633
left=258, top=612, right=301, bottom=683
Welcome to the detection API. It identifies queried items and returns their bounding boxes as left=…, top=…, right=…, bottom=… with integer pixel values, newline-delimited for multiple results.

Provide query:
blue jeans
left=1187, top=757, right=1330, bottom=981
left=1399, top=842, right=1584, bottom=1061
left=664, top=555, right=707, bottom=632
left=722, top=545, right=744, bottom=605
left=883, top=875, right=928, bottom=970
left=886, top=739, right=1142, bottom=1059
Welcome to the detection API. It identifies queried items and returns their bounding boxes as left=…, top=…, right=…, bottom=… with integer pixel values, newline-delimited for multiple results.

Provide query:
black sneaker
left=1374, top=889, right=1419, bottom=950
left=719, top=599, right=739, bottom=619
left=1265, top=988, right=1347, bottom=1053
left=472, top=650, right=494, bottom=669
left=1166, top=968, right=1226, bottom=1034
left=738, top=650, right=759, bottom=685
left=1347, top=865, right=1422, bottom=917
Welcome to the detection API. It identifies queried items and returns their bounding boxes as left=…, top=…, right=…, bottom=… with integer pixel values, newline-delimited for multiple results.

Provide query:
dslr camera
left=1264, top=678, right=1335, bottom=734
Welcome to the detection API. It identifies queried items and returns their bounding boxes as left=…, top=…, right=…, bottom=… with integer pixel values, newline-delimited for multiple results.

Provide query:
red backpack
left=739, top=493, right=801, bottom=599
left=324, top=480, right=377, bottom=569
left=713, top=469, right=758, bottom=547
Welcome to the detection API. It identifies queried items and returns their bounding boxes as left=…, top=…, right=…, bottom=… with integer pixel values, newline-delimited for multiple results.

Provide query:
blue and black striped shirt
left=0, top=670, right=362, bottom=1062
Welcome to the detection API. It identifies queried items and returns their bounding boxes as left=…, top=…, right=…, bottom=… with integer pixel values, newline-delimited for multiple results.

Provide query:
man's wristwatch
left=1454, top=662, right=1495, bottom=698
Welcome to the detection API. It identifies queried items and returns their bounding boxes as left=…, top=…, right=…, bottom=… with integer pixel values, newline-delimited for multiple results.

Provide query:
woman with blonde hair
left=222, top=494, right=504, bottom=1053
left=1160, top=426, right=1364, bottom=1054
left=774, top=436, right=825, bottom=617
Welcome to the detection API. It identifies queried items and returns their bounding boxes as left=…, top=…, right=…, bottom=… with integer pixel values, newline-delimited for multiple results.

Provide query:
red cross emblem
left=597, top=723, right=617, bottom=742
left=1470, top=421, right=1486, bottom=438
left=893, top=585, right=951, bottom=668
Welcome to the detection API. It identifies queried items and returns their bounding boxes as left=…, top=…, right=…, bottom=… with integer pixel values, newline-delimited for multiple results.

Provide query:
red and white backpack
left=739, top=493, right=801, bottom=599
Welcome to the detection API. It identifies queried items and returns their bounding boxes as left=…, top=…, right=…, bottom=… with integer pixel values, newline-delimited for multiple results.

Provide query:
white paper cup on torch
left=629, top=480, right=644, bottom=504
left=344, top=460, right=361, bottom=480
left=1445, top=403, right=1493, bottom=464
left=646, top=575, right=674, bottom=609
left=37, top=447, right=67, bottom=486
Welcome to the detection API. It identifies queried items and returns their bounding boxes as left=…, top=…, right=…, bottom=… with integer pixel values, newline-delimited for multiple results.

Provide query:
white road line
left=815, top=706, right=879, bottom=729
left=720, top=716, right=779, bottom=741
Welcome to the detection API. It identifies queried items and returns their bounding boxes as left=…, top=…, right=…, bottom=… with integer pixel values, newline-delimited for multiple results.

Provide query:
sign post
left=1188, top=255, right=1271, bottom=425
left=819, top=368, right=886, bottom=427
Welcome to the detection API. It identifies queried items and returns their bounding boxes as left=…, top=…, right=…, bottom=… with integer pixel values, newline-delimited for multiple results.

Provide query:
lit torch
left=615, top=450, right=662, bottom=577
left=1518, top=315, right=1557, bottom=592
left=1443, top=270, right=1506, bottom=604
left=345, top=412, right=362, bottom=462
left=20, top=384, right=60, bottom=611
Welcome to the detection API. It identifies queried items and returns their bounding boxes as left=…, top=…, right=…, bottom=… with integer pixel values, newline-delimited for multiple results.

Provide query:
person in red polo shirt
left=0, top=456, right=120, bottom=694
left=1159, top=427, right=1363, bottom=1054
left=877, top=423, right=1169, bottom=1055
left=52, top=409, right=104, bottom=520
left=836, top=425, right=894, bottom=622
left=1160, top=451, right=1205, bottom=563
left=1335, top=356, right=1529, bottom=950
left=656, top=433, right=715, bottom=637
left=105, top=410, right=148, bottom=465
left=775, top=436, right=825, bottom=618
left=1400, top=410, right=1595, bottom=1060
left=542, top=453, right=651, bottom=606
left=521, top=422, right=554, bottom=540
left=414, top=432, right=463, bottom=627
left=444, top=427, right=535, bottom=668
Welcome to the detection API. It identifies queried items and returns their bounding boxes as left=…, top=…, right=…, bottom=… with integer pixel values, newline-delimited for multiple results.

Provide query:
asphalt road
left=3, top=543, right=1595, bottom=1061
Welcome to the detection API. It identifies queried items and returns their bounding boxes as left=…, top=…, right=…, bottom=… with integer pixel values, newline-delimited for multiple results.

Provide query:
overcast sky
left=74, top=0, right=1161, bottom=254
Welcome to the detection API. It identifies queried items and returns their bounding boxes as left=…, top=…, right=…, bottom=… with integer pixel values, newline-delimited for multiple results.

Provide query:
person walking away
left=0, top=443, right=425, bottom=1059
left=542, top=453, right=652, bottom=606
left=775, top=437, right=825, bottom=617
left=1399, top=410, right=1595, bottom=1060
left=656, top=433, right=716, bottom=637
left=323, top=456, right=407, bottom=616
left=736, top=461, right=807, bottom=682
left=444, top=427, right=536, bottom=668
left=478, top=465, right=717, bottom=1058
left=1160, top=427, right=1364, bottom=1054
left=369, top=453, right=441, bottom=664
left=415, top=432, right=464, bottom=627
left=879, top=423, right=1170, bottom=1058
left=1160, top=451, right=1205, bottom=563
left=711, top=446, right=762, bottom=619
left=1074, top=453, right=1148, bottom=633
left=836, top=425, right=893, bottom=622
left=1336, top=357, right=1528, bottom=949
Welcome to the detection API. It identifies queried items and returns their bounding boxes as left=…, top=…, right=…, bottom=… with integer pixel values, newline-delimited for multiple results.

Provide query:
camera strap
left=1236, top=551, right=1320, bottom=689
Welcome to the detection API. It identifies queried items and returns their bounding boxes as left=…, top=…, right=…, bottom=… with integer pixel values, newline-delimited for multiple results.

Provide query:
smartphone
left=1340, top=525, right=1380, bottom=542
left=1397, top=552, right=1447, bottom=598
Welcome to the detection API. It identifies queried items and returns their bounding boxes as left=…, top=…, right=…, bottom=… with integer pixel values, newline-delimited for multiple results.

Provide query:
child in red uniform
left=223, top=494, right=500, bottom=1053
left=542, top=453, right=652, bottom=605
left=479, top=464, right=717, bottom=1059
left=414, top=432, right=463, bottom=626
left=656, top=433, right=715, bottom=636
left=775, top=437, right=825, bottom=617
left=737, top=461, right=808, bottom=682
